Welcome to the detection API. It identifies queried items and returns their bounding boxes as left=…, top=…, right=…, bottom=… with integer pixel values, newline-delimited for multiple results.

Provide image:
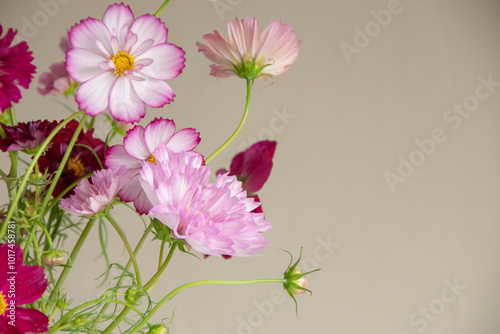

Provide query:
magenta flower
left=66, top=3, right=186, bottom=123
left=139, top=144, right=271, bottom=257
left=0, top=243, right=48, bottom=333
left=197, top=17, right=300, bottom=80
left=60, top=168, right=124, bottom=217
left=0, top=24, right=36, bottom=112
left=105, top=118, right=201, bottom=214
left=0, top=119, right=75, bottom=154
left=37, top=61, right=76, bottom=96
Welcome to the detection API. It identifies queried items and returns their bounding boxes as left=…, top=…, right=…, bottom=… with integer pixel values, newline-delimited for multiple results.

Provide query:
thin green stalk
left=101, top=243, right=177, bottom=334
left=0, top=111, right=84, bottom=240
left=41, top=114, right=89, bottom=212
left=155, top=0, right=170, bottom=16
left=90, top=221, right=154, bottom=331
left=48, top=219, right=95, bottom=302
left=205, top=79, right=253, bottom=163
left=128, top=278, right=286, bottom=334
left=105, top=214, right=143, bottom=286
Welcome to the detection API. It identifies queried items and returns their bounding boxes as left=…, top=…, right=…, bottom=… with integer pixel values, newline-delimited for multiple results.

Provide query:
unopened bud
left=147, top=324, right=168, bottom=334
left=42, top=250, right=66, bottom=267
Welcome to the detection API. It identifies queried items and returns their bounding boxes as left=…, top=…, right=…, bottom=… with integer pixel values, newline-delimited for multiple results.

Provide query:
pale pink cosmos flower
left=139, top=144, right=271, bottom=257
left=66, top=3, right=185, bottom=123
left=59, top=167, right=124, bottom=217
left=37, top=61, right=76, bottom=96
left=197, top=16, right=300, bottom=80
left=105, top=118, right=201, bottom=215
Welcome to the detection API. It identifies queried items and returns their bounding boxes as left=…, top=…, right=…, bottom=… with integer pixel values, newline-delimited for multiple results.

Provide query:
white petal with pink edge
left=102, top=3, right=135, bottom=36
left=166, top=128, right=201, bottom=152
left=104, top=145, right=142, bottom=170
left=69, top=18, right=112, bottom=55
left=132, top=75, right=175, bottom=108
left=108, top=77, right=146, bottom=123
left=123, top=126, right=150, bottom=160
left=66, top=48, right=107, bottom=82
left=143, top=118, right=176, bottom=153
left=129, top=14, right=168, bottom=54
left=137, top=44, right=185, bottom=80
left=75, top=72, right=115, bottom=116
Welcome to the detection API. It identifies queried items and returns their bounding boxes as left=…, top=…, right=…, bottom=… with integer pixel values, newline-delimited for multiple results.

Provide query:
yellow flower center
left=0, top=292, right=7, bottom=316
left=112, top=51, right=135, bottom=75
left=147, top=155, right=156, bottom=165
left=67, top=157, right=85, bottom=177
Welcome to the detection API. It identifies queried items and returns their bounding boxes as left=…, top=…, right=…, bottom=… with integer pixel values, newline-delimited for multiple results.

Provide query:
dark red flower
left=38, top=122, right=105, bottom=198
left=0, top=25, right=36, bottom=112
left=0, top=243, right=49, bottom=333
left=0, top=119, right=75, bottom=153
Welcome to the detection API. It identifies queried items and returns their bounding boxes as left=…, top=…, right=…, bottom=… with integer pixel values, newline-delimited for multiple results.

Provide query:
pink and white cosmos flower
left=197, top=17, right=300, bottom=80
left=139, top=144, right=271, bottom=257
left=105, top=118, right=201, bottom=214
left=66, top=3, right=186, bottom=123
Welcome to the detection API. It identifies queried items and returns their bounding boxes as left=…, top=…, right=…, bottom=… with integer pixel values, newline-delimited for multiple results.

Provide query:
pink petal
left=69, top=17, right=112, bottom=55
left=13, top=307, right=49, bottom=333
left=102, top=3, right=135, bottom=36
left=14, top=265, right=47, bottom=305
left=129, top=14, right=168, bottom=54
left=75, top=72, right=116, bottom=116
left=143, top=118, right=176, bottom=153
left=122, top=126, right=150, bottom=160
left=166, top=128, right=201, bottom=152
left=104, top=145, right=142, bottom=169
left=66, top=48, right=107, bottom=83
left=200, top=31, right=240, bottom=64
left=137, top=43, right=185, bottom=80
left=132, top=75, right=175, bottom=108
left=0, top=317, right=22, bottom=334
left=227, top=17, right=261, bottom=57
left=108, top=77, right=146, bottom=123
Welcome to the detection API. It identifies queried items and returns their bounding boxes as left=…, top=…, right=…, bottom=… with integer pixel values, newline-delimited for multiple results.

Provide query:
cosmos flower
left=105, top=117, right=200, bottom=214
left=60, top=167, right=124, bottom=217
left=197, top=17, right=300, bottom=80
left=66, top=3, right=186, bottom=123
left=0, top=243, right=49, bottom=333
left=0, top=119, right=75, bottom=154
left=37, top=62, right=77, bottom=96
left=217, top=140, right=277, bottom=214
left=139, top=144, right=271, bottom=257
left=38, top=121, right=105, bottom=198
left=0, top=24, right=36, bottom=112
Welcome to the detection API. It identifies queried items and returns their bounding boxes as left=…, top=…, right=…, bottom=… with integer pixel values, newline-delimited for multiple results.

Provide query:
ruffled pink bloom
left=0, top=24, right=36, bottom=112
left=66, top=3, right=186, bottom=123
left=0, top=243, right=48, bottom=333
left=139, top=144, right=271, bottom=257
left=60, top=167, right=124, bottom=217
left=37, top=62, right=76, bottom=96
left=197, top=17, right=300, bottom=80
left=105, top=118, right=200, bottom=214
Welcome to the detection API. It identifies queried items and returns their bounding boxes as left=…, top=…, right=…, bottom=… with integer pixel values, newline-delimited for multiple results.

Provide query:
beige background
left=1, top=0, right=500, bottom=333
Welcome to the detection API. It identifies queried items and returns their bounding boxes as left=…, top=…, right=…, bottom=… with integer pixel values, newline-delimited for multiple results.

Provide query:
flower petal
left=129, top=14, right=168, bottom=53
left=75, top=72, right=115, bottom=116
left=132, top=74, right=175, bottom=108
left=104, top=145, right=142, bottom=169
left=13, top=307, right=49, bottom=333
left=14, top=265, right=47, bottom=305
left=102, top=3, right=135, bottom=36
left=66, top=48, right=107, bottom=83
left=166, top=128, right=201, bottom=152
left=137, top=43, right=185, bottom=80
left=108, top=77, right=146, bottom=123
left=69, top=17, right=112, bottom=55
left=143, top=118, right=176, bottom=153
left=122, top=126, right=150, bottom=160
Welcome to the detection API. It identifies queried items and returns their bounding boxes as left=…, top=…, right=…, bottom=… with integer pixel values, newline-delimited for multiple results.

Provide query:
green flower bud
left=42, top=250, right=66, bottom=267
left=147, top=324, right=169, bottom=334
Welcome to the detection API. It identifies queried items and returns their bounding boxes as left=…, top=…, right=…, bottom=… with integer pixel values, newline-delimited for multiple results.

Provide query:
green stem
left=48, top=219, right=95, bottom=303
left=205, top=79, right=253, bottom=163
left=105, top=214, right=142, bottom=286
left=41, top=114, right=89, bottom=212
left=0, top=111, right=84, bottom=240
left=90, top=221, right=154, bottom=331
left=155, top=0, right=170, bottom=16
left=101, top=243, right=177, bottom=334
left=128, top=278, right=286, bottom=334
